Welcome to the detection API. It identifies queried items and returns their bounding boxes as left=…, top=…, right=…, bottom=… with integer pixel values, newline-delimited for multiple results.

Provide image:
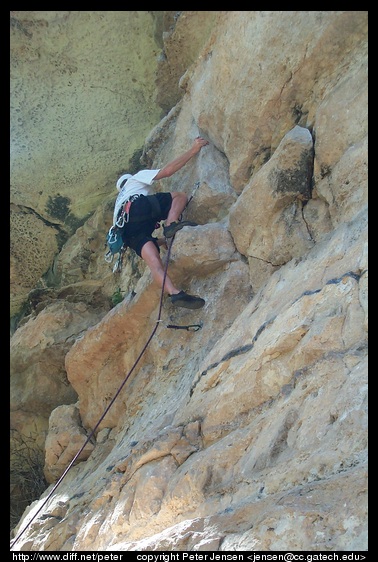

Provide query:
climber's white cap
left=116, top=174, right=132, bottom=192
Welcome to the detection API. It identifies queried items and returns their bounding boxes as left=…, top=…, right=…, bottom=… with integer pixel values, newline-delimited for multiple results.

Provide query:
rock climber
left=113, top=136, right=209, bottom=309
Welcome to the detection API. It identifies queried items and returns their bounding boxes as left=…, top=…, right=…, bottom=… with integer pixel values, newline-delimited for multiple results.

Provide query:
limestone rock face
left=229, top=125, right=315, bottom=288
left=10, top=205, right=59, bottom=317
left=44, top=404, right=95, bottom=483
left=10, top=300, right=106, bottom=458
left=10, top=11, right=368, bottom=552
left=154, top=11, right=218, bottom=112
left=10, top=11, right=214, bottom=318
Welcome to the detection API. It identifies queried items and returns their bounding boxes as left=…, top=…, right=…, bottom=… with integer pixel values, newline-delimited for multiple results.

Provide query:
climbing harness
left=104, top=194, right=142, bottom=266
left=116, top=193, right=141, bottom=227
left=10, top=182, right=203, bottom=550
left=105, top=194, right=163, bottom=270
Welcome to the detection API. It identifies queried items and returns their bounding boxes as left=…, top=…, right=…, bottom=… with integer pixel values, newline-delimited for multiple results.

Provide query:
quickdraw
left=166, top=324, right=202, bottom=332
left=105, top=195, right=142, bottom=266
left=115, top=195, right=140, bottom=228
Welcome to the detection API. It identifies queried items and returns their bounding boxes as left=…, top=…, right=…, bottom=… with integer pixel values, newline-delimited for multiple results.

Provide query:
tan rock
left=10, top=11, right=368, bottom=553
left=44, top=404, right=95, bottom=483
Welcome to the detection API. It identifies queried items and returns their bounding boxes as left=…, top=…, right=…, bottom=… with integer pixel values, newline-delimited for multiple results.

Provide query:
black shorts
left=121, top=192, right=172, bottom=257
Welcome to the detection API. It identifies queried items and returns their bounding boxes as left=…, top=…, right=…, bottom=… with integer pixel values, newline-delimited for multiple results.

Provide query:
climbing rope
left=10, top=184, right=201, bottom=549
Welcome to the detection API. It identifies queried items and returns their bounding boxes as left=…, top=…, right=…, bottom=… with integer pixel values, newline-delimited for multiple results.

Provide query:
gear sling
left=105, top=194, right=162, bottom=271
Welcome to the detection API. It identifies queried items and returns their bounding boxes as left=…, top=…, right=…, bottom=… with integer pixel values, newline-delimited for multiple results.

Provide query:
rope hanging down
left=10, top=185, right=201, bottom=550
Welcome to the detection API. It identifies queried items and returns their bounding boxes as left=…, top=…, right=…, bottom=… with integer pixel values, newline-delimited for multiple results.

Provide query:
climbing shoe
left=163, top=220, right=198, bottom=238
left=170, top=291, right=205, bottom=309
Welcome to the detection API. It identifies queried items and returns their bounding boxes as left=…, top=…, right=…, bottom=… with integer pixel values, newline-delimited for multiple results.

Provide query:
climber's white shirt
left=113, top=169, right=160, bottom=225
